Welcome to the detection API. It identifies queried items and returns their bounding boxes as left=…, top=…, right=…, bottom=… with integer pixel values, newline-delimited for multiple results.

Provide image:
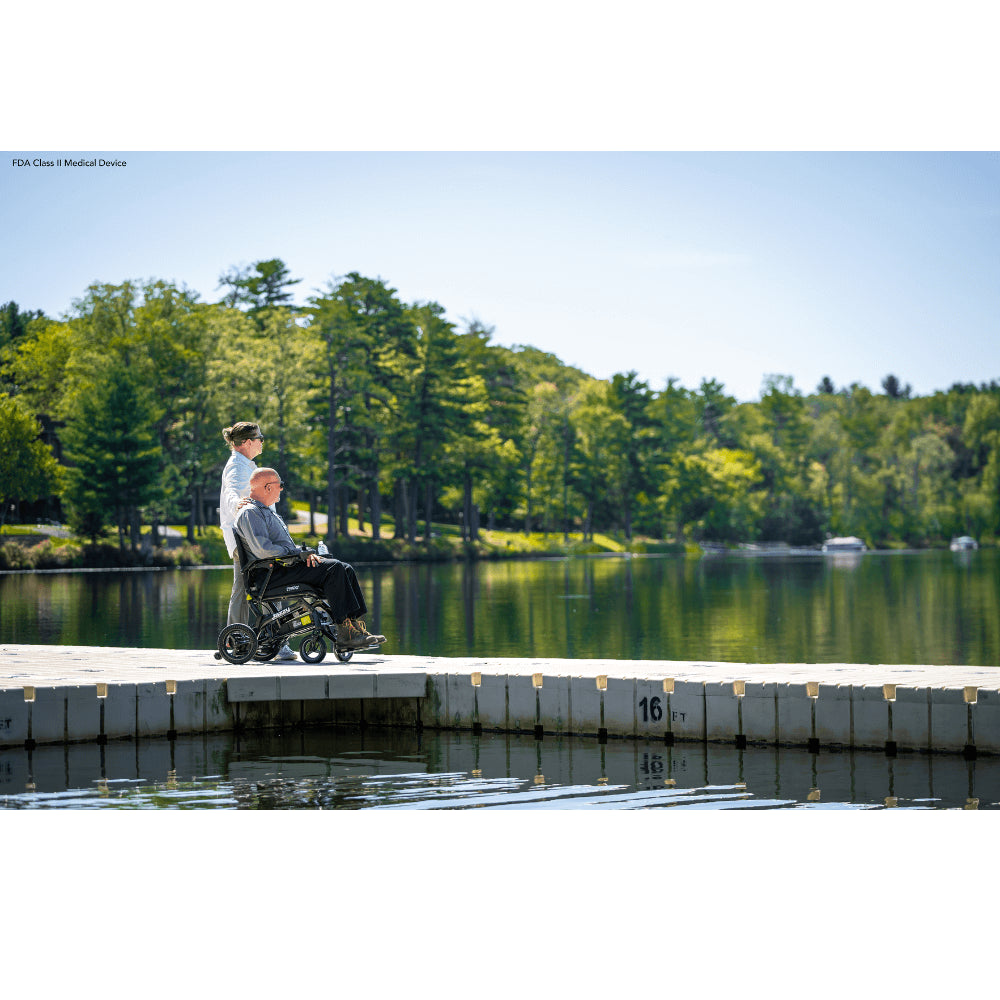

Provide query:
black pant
left=267, top=557, right=368, bottom=622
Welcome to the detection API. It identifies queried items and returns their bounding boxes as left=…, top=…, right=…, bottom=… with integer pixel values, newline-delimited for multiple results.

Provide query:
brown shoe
left=354, top=619, right=385, bottom=643
left=337, top=618, right=378, bottom=648
left=340, top=618, right=384, bottom=647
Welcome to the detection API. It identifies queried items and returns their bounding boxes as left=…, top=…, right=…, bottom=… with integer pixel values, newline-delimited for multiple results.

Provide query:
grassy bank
left=0, top=514, right=686, bottom=571
left=0, top=534, right=206, bottom=571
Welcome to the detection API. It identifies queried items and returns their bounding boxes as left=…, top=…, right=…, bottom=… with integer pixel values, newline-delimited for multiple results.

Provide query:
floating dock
left=2, top=644, right=999, bottom=755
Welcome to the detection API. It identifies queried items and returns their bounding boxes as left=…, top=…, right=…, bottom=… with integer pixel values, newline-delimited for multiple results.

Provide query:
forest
left=2, top=258, right=999, bottom=560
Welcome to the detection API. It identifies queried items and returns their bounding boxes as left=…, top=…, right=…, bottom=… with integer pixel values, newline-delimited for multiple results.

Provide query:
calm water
left=2, top=727, right=995, bottom=809
left=4, top=551, right=997, bottom=811
left=1, top=549, right=998, bottom=665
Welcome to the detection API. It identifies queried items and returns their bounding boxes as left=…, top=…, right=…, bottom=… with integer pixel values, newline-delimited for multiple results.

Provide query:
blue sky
left=3, top=150, right=996, bottom=401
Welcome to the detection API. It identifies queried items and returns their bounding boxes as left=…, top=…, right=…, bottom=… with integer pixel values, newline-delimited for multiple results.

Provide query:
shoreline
left=0, top=543, right=985, bottom=576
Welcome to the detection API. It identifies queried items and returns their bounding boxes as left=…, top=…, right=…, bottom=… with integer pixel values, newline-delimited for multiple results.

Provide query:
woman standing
left=220, top=421, right=295, bottom=659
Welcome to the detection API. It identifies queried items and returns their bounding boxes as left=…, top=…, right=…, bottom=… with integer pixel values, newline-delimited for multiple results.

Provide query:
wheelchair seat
left=233, top=531, right=323, bottom=602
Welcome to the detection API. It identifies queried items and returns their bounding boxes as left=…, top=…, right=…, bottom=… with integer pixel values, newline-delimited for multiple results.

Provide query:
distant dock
left=2, top=644, right=999, bottom=756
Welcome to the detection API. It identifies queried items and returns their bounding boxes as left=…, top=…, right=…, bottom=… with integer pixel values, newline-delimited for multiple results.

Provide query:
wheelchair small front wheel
left=253, top=642, right=279, bottom=662
left=219, top=623, right=257, bottom=664
left=335, top=647, right=353, bottom=663
left=299, top=635, right=327, bottom=663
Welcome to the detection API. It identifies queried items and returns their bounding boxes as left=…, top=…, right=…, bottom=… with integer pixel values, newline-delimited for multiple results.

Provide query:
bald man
left=234, top=467, right=384, bottom=649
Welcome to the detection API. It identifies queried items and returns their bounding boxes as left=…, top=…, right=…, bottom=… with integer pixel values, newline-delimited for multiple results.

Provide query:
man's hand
left=304, top=552, right=322, bottom=567
left=236, top=497, right=254, bottom=510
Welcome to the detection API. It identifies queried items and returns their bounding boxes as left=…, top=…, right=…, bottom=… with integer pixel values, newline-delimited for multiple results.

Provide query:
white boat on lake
left=950, top=536, right=978, bottom=551
left=822, top=536, right=867, bottom=553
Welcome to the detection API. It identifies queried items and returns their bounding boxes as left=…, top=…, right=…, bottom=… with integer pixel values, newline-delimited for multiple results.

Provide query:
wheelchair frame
left=214, top=534, right=381, bottom=665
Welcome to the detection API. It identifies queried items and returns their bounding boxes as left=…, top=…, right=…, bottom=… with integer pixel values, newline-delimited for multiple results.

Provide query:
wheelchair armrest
left=244, top=556, right=274, bottom=574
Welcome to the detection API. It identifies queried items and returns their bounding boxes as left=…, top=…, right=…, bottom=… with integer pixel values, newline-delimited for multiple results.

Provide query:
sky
left=3, top=150, right=996, bottom=402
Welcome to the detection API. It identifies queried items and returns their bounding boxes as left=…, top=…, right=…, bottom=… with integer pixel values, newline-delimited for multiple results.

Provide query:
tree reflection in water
left=1, top=550, right=998, bottom=666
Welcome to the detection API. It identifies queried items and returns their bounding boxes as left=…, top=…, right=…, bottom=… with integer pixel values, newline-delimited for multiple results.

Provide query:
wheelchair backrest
left=233, top=530, right=272, bottom=595
left=234, top=525, right=323, bottom=601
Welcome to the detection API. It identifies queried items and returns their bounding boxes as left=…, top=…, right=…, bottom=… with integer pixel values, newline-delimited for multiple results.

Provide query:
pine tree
left=62, top=364, right=162, bottom=551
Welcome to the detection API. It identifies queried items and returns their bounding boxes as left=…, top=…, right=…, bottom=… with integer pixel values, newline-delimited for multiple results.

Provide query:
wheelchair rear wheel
left=219, top=623, right=257, bottom=664
left=299, top=635, right=327, bottom=663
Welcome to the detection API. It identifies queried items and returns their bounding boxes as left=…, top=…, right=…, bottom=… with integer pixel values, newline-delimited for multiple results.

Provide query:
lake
left=3, top=549, right=999, bottom=812
left=2, top=726, right=996, bottom=809
left=1, top=549, right=997, bottom=666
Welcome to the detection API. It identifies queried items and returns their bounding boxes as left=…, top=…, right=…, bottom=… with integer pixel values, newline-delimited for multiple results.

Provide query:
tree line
left=2, top=259, right=998, bottom=554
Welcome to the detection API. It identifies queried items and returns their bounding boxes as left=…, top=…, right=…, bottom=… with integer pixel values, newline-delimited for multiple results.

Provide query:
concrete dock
left=2, top=643, right=1000, bottom=755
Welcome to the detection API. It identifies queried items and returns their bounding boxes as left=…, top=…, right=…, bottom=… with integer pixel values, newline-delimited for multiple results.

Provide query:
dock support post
left=533, top=673, right=544, bottom=740
left=734, top=680, right=747, bottom=749
left=964, top=686, right=978, bottom=758
left=471, top=672, right=482, bottom=735
left=884, top=684, right=897, bottom=756
left=807, top=681, right=820, bottom=753
left=597, top=675, right=608, bottom=743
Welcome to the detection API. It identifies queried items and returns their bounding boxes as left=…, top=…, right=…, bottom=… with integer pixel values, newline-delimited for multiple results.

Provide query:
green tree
left=882, top=373, right=912, bottom=399
left=609, top=371, right=656, bottom=539
left=302, top=293, right=356, bottom=541
left=216, top=260, right=305, bottom=520
left=49, top=280, right=225, bottom=543
left=511, top=347, right=590, bottom=537
left=394, top=303, right=472, bottom=542
left=307, top=274, right=415, bottom=542
left=134, top=283, right=232, bottom=540
left=62, top=363, right=162, bottom=551
left=243, top=306, right=312, bottom=520
left=456, top=321, right=526, bottom=532
left=6, top=318, right=76, bottom=419
left=1, top=302, right=47, bottom=394
left=700, top=448, right=766, bottom=541
left=440, top=376, right=505, bottom=542
left=961, top=392, right=1000, bottom=539
left=696, top=377, right=736, bottom=445
left=747, top=374, right=821, bottom=544
left=572, top=380, right=631, bottom=540
left=660, top=447, right=764, bottom=543
left=0, top=395, right=61, bottom=530
left=827, top=384, right=885, bottom=543
left=218, top=258, right=301, bottom=314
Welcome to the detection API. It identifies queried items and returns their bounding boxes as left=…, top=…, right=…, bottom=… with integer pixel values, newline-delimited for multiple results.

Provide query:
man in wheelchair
left=217, top=466, right=385, bottom=664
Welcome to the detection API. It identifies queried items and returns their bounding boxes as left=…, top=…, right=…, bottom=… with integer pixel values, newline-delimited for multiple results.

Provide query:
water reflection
left=1, top=549, right=999, bottom=665
left=1, top=729, right=995, bottom=809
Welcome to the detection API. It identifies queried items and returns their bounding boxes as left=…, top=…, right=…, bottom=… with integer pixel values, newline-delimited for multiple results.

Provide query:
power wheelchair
left=214, top=534, right=383, bottom=666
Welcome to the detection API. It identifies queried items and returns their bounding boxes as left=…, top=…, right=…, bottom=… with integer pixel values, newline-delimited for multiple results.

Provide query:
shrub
left=0, top=538, right=208, bottom=570
left=0, top=541, right=31, bottom=570
left=156, top=544, right=205, bottom=567
left=0, top=538, right=82, bottom=570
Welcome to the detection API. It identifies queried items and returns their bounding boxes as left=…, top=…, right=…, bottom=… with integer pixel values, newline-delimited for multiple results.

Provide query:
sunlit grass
left=4, top=501, right=684, bottom=566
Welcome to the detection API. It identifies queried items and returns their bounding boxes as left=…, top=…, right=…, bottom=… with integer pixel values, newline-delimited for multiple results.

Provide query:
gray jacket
left=234, top=499, right=300, bottom=564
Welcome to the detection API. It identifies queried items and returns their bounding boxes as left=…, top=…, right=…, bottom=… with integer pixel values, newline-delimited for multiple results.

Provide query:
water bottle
left=317, top=540, right=329, bottom=556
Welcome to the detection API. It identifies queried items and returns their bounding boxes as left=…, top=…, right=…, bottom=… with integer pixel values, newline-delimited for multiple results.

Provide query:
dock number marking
left=638, top=698, right=686, bottom=724
left=638, top=696, right=663, bottom=723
